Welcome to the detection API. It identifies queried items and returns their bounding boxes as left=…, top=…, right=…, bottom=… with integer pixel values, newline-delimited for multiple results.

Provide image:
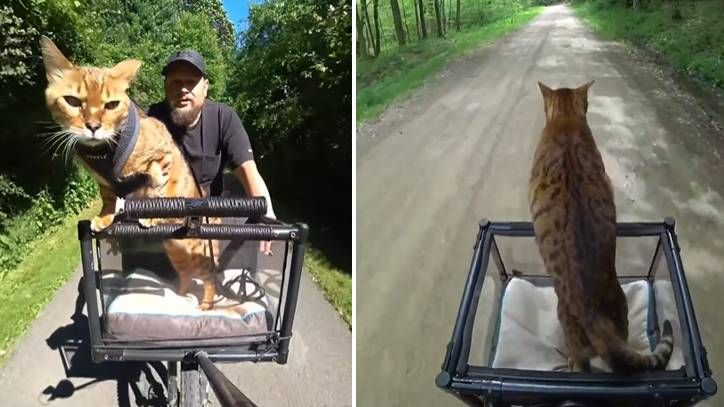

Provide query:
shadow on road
left=43, top=277, right=169, bottom=407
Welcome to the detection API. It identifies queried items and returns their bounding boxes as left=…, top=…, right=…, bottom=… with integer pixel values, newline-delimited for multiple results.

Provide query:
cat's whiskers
left=37, top=127, right=70, bottom=139
left=67, top=137, right=82, bottom=166
left=37, top=129, right=64, bottom=136
left=62, top=135, right=80, bottom=166
left=39, top=133, right=64, bottom=149
left=102, top=137, right=116, bottom=150
left=40, top=129, right=79, bottom=160
left=41, top=130, right=73, bottom=155
left=49, top=131, right=78, bottom=165
left=107, top=131, right=120, bottom=146
left=58, top=136, right=72, bottom=164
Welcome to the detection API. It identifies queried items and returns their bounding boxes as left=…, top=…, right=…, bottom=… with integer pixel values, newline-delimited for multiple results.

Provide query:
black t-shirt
left=147, top=100, right=254, bottom=196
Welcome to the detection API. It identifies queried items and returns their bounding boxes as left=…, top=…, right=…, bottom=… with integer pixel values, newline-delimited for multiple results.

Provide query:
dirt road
left=357, top=4, right=724, bottom=405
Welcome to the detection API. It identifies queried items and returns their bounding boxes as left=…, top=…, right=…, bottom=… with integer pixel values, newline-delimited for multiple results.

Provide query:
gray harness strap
left=75, top=103, right=147, bottom=197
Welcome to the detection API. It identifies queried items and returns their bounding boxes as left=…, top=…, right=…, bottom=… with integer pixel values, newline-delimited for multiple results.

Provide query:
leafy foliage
left=187, top=0, right=236, bottom=50
left=87, top=0, right=233, bottom=106
left=358, top=0, right=534, bottom=57
left=231, top=0, right=352, bottom=257
left=0, top=168, right=97, bottom=274
left=357, top=5, right=542, bottom=121
left=233, top=0, right=351, bottom=152
left=573, top=0, right=724, bottom=88
left=0, top=175, right=31, bottom=226
left=0, top=5, right=39, bottom=91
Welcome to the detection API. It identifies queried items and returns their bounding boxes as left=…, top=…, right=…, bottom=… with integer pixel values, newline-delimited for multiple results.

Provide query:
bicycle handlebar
left=95, top=222, right=304, bottom=241
left=119, top=197, right=267, bottom=219
left=195, top=351, right=259, bottom=407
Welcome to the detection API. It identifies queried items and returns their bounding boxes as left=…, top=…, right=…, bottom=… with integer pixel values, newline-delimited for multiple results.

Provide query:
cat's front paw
left=138, top=218, right=154, bottom=228
left=91, top=214, right=115, bottom=231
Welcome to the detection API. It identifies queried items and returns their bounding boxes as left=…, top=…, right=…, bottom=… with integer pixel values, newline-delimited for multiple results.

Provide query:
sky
left=222, top=0, right=251, bottom=35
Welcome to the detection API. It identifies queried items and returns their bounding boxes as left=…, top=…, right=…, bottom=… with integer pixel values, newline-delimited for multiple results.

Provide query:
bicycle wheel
left=180, top=361, right=209, bottom=407
left=136, top=362, right=169, bottom=406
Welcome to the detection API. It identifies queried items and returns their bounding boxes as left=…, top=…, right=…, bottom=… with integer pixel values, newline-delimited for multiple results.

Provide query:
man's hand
left=233, top=162, right=277, bottom=256
left=260, top=240, right=274, bottom=256
left=260, top=212, right=276, bottom=256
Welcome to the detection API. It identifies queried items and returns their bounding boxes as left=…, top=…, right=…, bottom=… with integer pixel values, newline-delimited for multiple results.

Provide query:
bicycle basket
left=437, top=219, right=716, bottom=406
left=78, top=197, right=307, bottom=365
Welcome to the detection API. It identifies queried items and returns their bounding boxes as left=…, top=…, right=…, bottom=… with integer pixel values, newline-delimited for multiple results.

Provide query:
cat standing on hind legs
left=39, top=35, right=219, bottom=310
left=529, top=80, right=674, bottom=374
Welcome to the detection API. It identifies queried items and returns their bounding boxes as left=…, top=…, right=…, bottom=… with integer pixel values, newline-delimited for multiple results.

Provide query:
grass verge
left=572, top=0, right=724, bottom=89
left=0, top=199, right=101, bottom=366
left=304, top=247, right=352, bottom=328
left=273, top=202, right=351, bottom=329
left=356, top=6, right=544, bottom=122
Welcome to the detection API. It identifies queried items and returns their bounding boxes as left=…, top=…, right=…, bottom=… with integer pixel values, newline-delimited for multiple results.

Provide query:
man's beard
left=168, top=102, right=202, bottom=128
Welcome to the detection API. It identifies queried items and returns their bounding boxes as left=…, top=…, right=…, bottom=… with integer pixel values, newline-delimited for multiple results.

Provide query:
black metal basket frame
left=437, top=218, right=717, bottom=406
left=77, top=197, right=308, bottom=366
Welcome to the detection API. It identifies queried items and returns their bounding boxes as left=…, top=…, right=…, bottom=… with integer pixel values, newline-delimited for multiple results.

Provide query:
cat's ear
left=39, top=35, right=74, bottom=82
left=576, top=80, right=595, bottom=95
left=538, top=81, right=553, bottom=99
left=110, top=59, right=143, bottom=84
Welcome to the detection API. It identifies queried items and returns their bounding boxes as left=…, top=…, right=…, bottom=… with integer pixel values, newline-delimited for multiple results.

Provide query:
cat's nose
left=85, top=122, right=101, bottom=133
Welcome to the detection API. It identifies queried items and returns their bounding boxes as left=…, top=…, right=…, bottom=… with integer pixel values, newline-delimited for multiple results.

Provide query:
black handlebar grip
left=99, top=222, right=299, bottom=241
left=121, top=197, right=267, bottom=219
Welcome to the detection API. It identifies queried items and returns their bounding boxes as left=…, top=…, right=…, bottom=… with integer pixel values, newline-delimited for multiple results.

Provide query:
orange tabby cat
left=529, top=81, right=673, bottom=373
left=40, top=35, right=218, bottom=310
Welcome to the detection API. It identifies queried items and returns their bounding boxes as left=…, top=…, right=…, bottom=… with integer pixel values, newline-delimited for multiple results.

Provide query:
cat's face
left=40, top=36, right=141, bottom=146
left=538, top=81, right=594, bottom=122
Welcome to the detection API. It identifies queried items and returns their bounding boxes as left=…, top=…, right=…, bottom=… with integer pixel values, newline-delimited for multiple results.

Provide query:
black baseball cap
left=161, top=50, right=206, bottom=76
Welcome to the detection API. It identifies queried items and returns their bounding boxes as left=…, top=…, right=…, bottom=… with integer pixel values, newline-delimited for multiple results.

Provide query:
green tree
left=230, top=0, right=352, bottom=253
left=89, top=0, right=231, bottom=106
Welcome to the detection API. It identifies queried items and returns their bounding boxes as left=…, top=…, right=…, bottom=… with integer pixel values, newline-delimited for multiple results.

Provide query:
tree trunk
left=441, top=0, right=446, bottom=34
left=390, top=0, right=407, bottom=45
left=418, top=0, right=428, bottom=39
left=378, top=11, right=388, bottom=45
left=372, top=0, right=381, bottom=55
left=447, top=0, right=453, bottom=31
left=433, top=0, right=444, bottom=37
left=456, top=0, right=461, bottom=31
left=356, top=4, right=368, bottom=57
left=672, top=0, right=683, bottom=20
left=413, top=0, right=422, bottom=39
left=361, top=0, right=378, bottom=56
left=401, top=0, right=411, bottom=42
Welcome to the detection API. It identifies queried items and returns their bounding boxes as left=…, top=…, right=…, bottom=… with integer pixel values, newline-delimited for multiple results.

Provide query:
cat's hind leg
left=559, top=304, right=594, bottom=372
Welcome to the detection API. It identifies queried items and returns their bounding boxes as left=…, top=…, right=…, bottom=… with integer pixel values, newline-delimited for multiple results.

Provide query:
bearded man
left=148, top=50, right=276, bottom=255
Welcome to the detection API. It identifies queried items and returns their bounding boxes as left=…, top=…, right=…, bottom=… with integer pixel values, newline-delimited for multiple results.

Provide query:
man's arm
left=233, top=161, right=276, bottom=218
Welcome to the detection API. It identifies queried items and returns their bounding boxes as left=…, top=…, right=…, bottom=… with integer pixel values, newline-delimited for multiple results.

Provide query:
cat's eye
left=63, top=96, right=82, bottom=107
left=105, top=101, right=120, bottom=110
